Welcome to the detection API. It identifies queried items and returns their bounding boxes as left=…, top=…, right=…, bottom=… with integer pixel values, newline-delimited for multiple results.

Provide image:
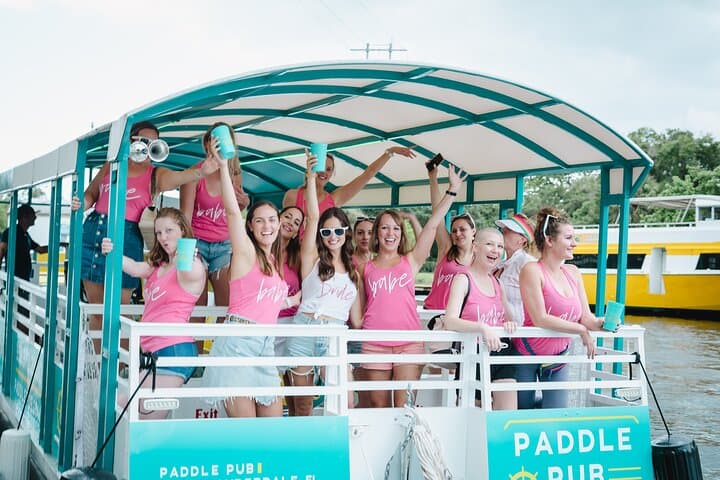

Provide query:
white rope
left=408, top=409, right=453, bottom=480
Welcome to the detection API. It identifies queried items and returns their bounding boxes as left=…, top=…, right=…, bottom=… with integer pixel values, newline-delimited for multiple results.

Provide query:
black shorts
left=453, top=339, right=518, bottom=401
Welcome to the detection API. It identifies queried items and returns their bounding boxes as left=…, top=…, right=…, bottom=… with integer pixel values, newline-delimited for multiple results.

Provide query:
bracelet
left=446, top=190, right=457, bottom=196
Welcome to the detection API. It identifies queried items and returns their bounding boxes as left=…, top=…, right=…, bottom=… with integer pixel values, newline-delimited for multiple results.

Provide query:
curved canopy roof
left=2, top=61, right=653, bottom=207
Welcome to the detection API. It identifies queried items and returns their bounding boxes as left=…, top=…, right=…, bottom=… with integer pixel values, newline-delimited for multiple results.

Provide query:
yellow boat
left=572, top=195, right=720, bottom=316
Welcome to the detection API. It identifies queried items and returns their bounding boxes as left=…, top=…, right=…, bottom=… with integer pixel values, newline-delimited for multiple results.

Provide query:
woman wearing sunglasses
left=516, top=207, right=604, bottom=409
left=201, top=144, right=289, bottom=418
left=361, top=166, right=466, bottom=408
left=285, top=152, right=363, bottom=416
left=283, top=146, right=416, bottom=217
left=423, top=159, right=476, bottom=310
left=72, top=121, right=218, bottom=352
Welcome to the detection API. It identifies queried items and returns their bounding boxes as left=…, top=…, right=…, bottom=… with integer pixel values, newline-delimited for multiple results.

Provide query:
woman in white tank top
left=285, top=153, right=363, bottom=416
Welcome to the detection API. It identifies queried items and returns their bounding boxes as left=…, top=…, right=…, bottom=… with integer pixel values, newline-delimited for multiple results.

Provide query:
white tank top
left=298, top=260, right=358, bottom=320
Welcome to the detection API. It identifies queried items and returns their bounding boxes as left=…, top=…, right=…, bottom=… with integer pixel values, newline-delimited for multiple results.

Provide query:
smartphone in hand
left=425, top=153, right=444, bottom=172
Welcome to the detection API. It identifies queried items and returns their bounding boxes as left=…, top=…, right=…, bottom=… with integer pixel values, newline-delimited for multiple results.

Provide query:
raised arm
left=428, top=166, right=452, bottom=257
left=299, top=152, right=320, bottom=279
left=101, top=237, right=153, bottom=278
left=177, top=255, right=207, bottom=296
left=408, top=166, right=466, bottom=273
left=331, top=146, right=416, bottom=206
left=155, top=159, right=218, bottom=194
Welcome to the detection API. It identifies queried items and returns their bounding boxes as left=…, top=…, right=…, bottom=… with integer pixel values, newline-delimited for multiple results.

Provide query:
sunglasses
left=131, top=136, right=156, bottom=146
left=451, top=213, right=476, bottom=229
left=542, top=214, right=557, bottom=238
left=319, top=226, right=348, bottom=238
left=355, top=216, right=375, bottom=224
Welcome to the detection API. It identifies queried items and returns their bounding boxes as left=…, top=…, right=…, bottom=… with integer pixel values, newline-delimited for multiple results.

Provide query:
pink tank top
left=228, top=261, right=288, bottom=325
left=141, top=264, right=200, bottom=353
left=363, top=256, right=419, bottom=346
left=94, top=166, right=153, bottom=222
left=278, top=261, right=300, bottom=318
left=423, top=256, right=469, bottom=309
left=515, top=263, right=582, bottom=355
left=295, top=186, right=336, bottom=216
left=460, top=273, right=505, bottom=326
left=191, top=175, right=228, bottom=243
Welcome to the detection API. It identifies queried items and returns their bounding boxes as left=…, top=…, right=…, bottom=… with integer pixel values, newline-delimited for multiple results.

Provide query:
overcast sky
left=0, top=0, right=718, bottom=173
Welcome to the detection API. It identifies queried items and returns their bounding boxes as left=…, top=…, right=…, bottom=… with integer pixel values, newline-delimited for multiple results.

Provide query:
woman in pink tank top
left=180, top=123, right=250, bottom=347
left=423, top=159, right=476, bottom=310
left=100, top=207, right=206, bottom=419
left=361, top=165, right=466, bottom=408
left=516, top=208, right=605, bottom=409
left=72, top=120, right=218, bottom=353
left=274, top=205, right=304, bottom=415
left=282, top=145, right=417, bottom=216
left=442, top=228, right=518, bottom=410
left=202, top=142, right=289, bottom=418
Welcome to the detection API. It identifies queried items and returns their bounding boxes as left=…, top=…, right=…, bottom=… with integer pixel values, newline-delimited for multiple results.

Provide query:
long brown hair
left=370, top=209, right=412, bottom=255
left=446, top=213, right=476, bottom=263
left=280, top=206, right=304, bottom=272
left=245, top=200, right=283, bottom=277
left=317, top=207, right=358, bottom=284
left=147, top=207, right=194, bottom=267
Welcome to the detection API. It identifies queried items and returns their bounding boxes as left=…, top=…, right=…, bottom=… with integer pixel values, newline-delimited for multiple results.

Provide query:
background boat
left=572, top=195, right=720, bottom=317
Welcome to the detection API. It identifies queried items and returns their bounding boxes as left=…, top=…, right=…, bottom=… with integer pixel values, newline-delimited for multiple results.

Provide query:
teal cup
left=603, top=300, right=624, bottom=331
left=310, top=142, right=328, bottom=172
left=176, top=238, right=197, bottom=271
left=211, top=125, right=236, bottom=160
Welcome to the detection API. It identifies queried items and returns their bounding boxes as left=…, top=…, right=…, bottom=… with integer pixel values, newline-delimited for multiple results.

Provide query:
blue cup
left=176, top=238, right=197, bottom=271
left=603, top=300, right=624, bottom=331
left=211, top=125, right=236, bottom=160
left=310, top=143, right=328, bottom=172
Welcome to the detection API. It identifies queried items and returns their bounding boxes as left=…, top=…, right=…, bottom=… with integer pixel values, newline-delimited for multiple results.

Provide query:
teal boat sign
left=487, top=406, right=653, bottom=480
left=129, top=416, right=349, bottom=480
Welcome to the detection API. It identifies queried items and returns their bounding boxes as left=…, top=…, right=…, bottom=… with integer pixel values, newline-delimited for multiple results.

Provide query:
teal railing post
left=96, top=119, right=132, bottom=470
left=59, top=139, right=87, bottom=470
left=1, top=192, right=19, bottom=394
left=39, top=177, right=63, bottom=452
left=613, top=167, right=632, bottom=363
left=595, top=168, right=611, bottom=315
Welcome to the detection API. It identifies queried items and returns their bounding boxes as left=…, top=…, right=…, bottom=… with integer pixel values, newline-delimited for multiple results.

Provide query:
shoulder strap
left=460, top=273, right=471, bottom=312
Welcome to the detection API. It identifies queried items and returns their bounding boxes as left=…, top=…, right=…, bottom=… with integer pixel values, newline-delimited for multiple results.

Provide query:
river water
left=630, top=315, right=720, bottom=477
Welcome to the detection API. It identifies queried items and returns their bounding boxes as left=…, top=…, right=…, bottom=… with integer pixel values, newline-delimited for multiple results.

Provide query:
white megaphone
left=129, top=138, right=169, bottom=163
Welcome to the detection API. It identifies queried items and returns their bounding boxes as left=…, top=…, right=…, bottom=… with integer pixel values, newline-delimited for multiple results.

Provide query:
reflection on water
left=628, top=315, right=720, bottom=477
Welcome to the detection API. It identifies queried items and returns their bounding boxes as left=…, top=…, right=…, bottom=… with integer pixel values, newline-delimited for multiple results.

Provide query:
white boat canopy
left=0, top=61, right=652, bottom=208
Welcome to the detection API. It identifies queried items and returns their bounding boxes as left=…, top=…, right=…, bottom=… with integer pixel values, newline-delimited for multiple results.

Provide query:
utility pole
left=350, top=42, right=407, bottom=60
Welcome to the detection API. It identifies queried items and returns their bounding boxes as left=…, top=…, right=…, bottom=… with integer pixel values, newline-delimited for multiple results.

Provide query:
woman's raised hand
left=387, top=145, right=416, bottom=159
left=447, top=164, right=467, bottom=193
left=101, top=237, right=113, bottom=255
left=305, top=148, right=318, bottom=179
left=71, top=196, right=81, bottom=211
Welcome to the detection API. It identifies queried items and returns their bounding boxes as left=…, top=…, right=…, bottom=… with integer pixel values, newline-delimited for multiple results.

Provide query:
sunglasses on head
left=451, top=213, right=476, bottom=229
left=542, top=214, right=557, bottom=238
left=319, top=226, right=349, bottom=238
left=355, top=216, right=375, bottom=224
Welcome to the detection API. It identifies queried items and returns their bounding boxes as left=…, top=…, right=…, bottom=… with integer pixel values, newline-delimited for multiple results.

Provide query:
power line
left=350, top=42, right=407, bottom=60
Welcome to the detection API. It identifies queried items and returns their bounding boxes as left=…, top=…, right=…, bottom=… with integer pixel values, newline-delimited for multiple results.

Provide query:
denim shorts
left=81, top=211, right=143, bottom=289
left=151, top=341, right=198, bottom=383
left=196, top=238, right=231, bottom=274
left=203, top=334, right=279, bottom=406
left=286, top=312, right=345, bottom=360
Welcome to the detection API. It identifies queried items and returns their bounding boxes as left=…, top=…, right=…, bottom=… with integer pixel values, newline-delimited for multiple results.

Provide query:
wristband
left=446, top=190, right=457, bottom=197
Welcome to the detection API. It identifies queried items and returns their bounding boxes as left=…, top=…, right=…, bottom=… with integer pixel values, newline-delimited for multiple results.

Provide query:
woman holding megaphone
left=72, top=120, right=218, bottom=352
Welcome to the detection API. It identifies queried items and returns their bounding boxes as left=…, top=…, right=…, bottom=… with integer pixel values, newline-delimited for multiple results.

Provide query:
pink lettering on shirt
left=368, top=272, right=411, bottom=297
